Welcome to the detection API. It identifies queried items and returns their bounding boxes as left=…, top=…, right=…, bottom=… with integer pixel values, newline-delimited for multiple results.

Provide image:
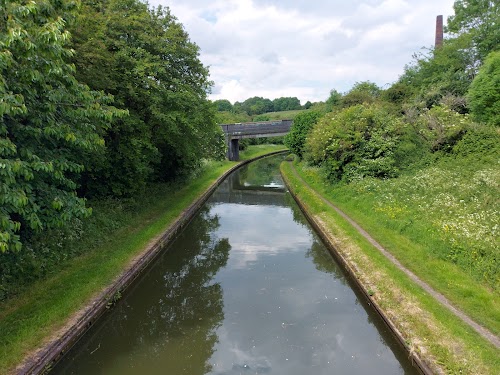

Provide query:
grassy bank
left=256, top=109, right=306, bottom=120
left=281, top=158, right=499, bottom=374
left=0, top=145, right=284, bottom=374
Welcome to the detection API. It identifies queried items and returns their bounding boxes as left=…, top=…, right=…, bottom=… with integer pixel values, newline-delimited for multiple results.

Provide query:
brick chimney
left=435, top=15, right=443, bottom=48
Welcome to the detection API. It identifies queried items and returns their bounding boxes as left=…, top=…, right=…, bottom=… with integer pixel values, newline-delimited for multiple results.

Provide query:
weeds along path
left=286, top=161, right=500, bottom=349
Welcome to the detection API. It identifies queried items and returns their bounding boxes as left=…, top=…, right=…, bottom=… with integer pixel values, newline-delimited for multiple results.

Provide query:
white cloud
left=148, top=0, right=455, bottom=103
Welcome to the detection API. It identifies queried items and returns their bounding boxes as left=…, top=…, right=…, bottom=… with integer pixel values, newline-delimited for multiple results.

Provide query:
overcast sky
left=148, top=0, right=456, bottom=104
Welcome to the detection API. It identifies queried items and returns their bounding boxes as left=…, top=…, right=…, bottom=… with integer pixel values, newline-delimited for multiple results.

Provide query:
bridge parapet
left=220, top=120, right=293, bottom=160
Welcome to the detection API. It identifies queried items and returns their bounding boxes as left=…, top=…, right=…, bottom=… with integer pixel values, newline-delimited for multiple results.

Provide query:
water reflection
left=53, top=155, right=417, bottom=375
left=54, top=208, right=230, bottom=375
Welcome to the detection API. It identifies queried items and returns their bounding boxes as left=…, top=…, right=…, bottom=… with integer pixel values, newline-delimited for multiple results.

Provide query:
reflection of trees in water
left=286, top=193, right=309, bottom=227
left=238, top=155, right=285, bottom=187
left=306, top=240, right=345, bottom=283
left=53, top=206, right=230, bottom=375
left=287, top=193, right=345, bottom=282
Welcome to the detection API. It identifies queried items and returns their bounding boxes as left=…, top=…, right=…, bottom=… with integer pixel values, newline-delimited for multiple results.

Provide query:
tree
left=325, top=89, right=342, bottom=110
left=397, top=34, right=478, bottom=109
left=467, top=50, right=500, bottom=126
left=340, top=81, right=380, bottom=108
left=236, top=97, right=274, bottom=115
left=69, top=0, right=224, bottom=195
left=214, top=99, right=233, bottom=112
left=447, top=0, right=499, bottom=63
left=272, top=97, right=301, bottom=111
left=0, top=0, right=122, bottom=252
left=284, top=111, right=322, bottom=158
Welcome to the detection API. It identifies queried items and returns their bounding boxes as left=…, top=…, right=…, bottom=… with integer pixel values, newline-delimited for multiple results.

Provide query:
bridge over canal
left=220, top=119, right=293, bottom=160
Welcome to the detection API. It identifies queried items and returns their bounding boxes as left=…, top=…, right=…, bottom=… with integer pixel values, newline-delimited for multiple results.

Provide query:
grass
left=294, top=157, right=499, bottom=334
left=0, top=145, right=282, bottom=374
left=254, top=109, right=307, bottom=120
left=239, top=144, right=288, bottom=159
left=281, top=158, right=499, bottom=374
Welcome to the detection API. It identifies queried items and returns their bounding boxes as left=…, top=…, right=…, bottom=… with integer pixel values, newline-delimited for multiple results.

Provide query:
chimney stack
left=435, top=15, right=443, bottom=48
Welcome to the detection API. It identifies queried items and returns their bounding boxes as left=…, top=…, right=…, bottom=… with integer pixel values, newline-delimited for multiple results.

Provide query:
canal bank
left=280, top=158, right=499, bottom=374
left=51, top=154, right=419, bottom=374
left=2, top=147, right=286, bottom=375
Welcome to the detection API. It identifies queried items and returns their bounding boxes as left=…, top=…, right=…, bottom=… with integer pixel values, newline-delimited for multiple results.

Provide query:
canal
left=52, top=155, right=418, bottom=374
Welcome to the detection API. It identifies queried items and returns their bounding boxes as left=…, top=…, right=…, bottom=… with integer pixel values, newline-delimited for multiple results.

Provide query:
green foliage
left=328, top=133, right=499, bottom=291
left=411, top=105, right=473, bottom=152
left=223, top=96, right=302, bottom=117
left=397, top=35, right=477, bottom=109
left=272, top=96, right=301, bottom=111
left=452, top=123, right=500, bottom=158
left=253, top=114, right=271, bottom=121
left=325, top=89, right=342, bottom=111
left=467, top=50, right=500, bottom=126
left=284, top=111, right=322, bottom=158
left=0, top=0, right=123, bottom=252
left=215, top=110, right=251, bottom=124
left=69, top=0, right=224, bottom=194
left=340, top=81, right=381, bottom=108
left=234, top=96, right=274, bottom=116
left=447, top=0, right=500, bottom=63
left=213, top=99, right=233, bottom=112
left=381, top=82, right=413, bottom=105
left=305, top=104, right=402, bottom=182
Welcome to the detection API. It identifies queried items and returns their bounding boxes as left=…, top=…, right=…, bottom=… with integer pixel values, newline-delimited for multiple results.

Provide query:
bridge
left=220, top=120, right=293, bottom=160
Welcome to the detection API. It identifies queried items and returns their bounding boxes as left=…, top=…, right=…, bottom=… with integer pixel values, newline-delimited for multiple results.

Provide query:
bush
left=305, top=104, right=402, bottom=182
left=452, top=123, right=500, bottom=158
left=412, top=105, right=473, bottom=152
left=284, top=111, right=322, bottom=158
left=467, top=50, right=500, bottom=126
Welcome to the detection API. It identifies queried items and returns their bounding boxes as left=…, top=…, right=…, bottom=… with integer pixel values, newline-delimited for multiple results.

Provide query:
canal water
left=53, top=155, right=418, bottom=375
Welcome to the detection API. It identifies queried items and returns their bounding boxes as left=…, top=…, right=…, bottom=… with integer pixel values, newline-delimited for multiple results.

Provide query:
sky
left=148, top=0, right=456, bottom=104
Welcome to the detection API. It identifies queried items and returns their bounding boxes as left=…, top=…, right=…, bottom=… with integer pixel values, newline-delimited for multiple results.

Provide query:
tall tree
left=69, top=0, right=224, bottom=195
left=0, top=0, right=122, bottom=251
left=213, top=99, right=233, bottom=112
left=447, top=0, right=499, bottom=63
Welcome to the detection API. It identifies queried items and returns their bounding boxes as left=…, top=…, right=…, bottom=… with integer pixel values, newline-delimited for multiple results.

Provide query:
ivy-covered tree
left=0, top=0, right=122, bottom=251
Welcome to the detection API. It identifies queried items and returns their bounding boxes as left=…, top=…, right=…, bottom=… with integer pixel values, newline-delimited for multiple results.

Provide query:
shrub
left=412, top=105, right=473, bottom=152
left=467, top=50, right=500, bottom=126
left=284, top=111, right=323, bottom=158
left=305, top=104, right=402, bottom=182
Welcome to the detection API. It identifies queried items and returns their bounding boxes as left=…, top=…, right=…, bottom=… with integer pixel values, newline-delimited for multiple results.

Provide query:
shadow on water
left=53, top=155, right=418, bottom=375
left=53, top=208, right=231, bottom=374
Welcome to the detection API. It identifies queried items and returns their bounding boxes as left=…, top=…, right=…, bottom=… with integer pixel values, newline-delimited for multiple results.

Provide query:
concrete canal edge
left=18, top=150, right=288, bottom=375
left=280, top=161, right=433, bottom=375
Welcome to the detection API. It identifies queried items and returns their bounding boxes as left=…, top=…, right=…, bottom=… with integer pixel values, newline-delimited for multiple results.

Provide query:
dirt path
left=287, top=161, right=500, bottom=349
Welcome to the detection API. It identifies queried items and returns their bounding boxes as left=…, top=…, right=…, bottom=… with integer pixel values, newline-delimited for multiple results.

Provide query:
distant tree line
left=214, top=96, right=308, bottom=117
